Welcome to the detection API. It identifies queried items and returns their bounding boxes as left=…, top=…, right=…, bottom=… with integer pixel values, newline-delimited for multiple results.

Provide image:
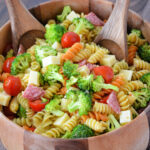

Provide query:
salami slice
left=23, top=85, right=45, bottom=101
left=107, top=91, right=121, bottom=114
left=85, top=12, right=104, bottom=26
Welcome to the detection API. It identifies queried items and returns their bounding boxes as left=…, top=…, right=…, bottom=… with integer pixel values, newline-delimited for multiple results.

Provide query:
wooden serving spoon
left=5, top=0, right=45, bottom=54
left=94, top=0, right=130, bottom=60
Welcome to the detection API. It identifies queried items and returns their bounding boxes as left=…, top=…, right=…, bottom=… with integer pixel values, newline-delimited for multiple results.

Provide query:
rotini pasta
left=134, top=59, right=150, bottom=71
left=13, top=118, right=32, bottom=127
left=132, top=70, right=150, bottom=80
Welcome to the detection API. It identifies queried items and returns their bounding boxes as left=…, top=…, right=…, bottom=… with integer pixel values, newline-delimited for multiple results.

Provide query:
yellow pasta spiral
left=13, top=118, right=32, bottom=127
left=9, top=97, right=19, bottom=114
left=33, top=111, right=45, bottom=127
left=26, top=108, right=35, bottom=119
left=134, top=59, right=150, bottom=71
left=88, top=47, right=109, bottom=64
left=17, top=93, right=29, bottom=109
left=35, top=38, right=48, bottom=46
left=127, top=33, right=146, bottom=47
left=85, top=118, right=107, bottom=132
left=21, top=73, right=29, bottom=89
left=44, top=83, right=61, bottom=99
left=120, top=81, right=145, bottom=94
left=31, top=61, right=41, bottom=71
left=113, top=60, right=128, bottom=74
left=117, top=91, right=130, bottom=110
left=61, top=19, right=72, bottom=29
left=48, top=19, right=56, bottom=25
left=63, top=116, right=78, bottom=131
left=132, top=70, right=149, bottom=80
left=42, top=127, right=65, bottom=138
left=93, top=102, right=115, bottom=115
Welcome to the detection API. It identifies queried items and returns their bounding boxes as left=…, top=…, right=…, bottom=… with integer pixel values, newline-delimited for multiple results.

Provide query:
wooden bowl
left=0, top=0, right=150, bottom=150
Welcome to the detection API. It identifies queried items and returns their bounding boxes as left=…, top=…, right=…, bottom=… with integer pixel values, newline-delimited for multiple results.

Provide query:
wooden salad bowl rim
left=0, top=0, right=150, bottom=149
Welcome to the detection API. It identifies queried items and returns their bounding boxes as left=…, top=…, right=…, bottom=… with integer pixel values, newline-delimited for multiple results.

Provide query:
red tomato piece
left=61, top=32, right=80, bottom=48
left=93, top=66, right=114, bottom=83
left=3, top=76, right=22, bottom=96
left=29, top=100, right=48, bottom=112
left=3, top=57, right=15, bottom=73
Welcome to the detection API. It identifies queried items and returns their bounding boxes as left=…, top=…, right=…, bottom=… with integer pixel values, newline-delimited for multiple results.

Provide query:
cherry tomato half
left=29, top=100, right=48, bottom=112
left=61, top=32, right=80, bottom=48
left=93, top=66, right=114, bottom=83
left=3, top=57, right=15, bottom=73
left=3, top=76, right=22, bottom=96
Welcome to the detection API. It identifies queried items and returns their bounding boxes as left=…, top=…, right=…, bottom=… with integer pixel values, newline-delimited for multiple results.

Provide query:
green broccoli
left=11, top=53, right=31, bottom=75
left=132, top=88, right=150, bottom=110
left=66, top=89, right=79, bottom=102
left=140, top=72, right=150, bottom=86
left=72, top=18, right=94, bottom=34
left=77, top=74, right=93, bottom=91
left=62, top=131, right=72, bottom=139
left=57, top=6, right=71, bottom=22
left=39, top=72, right=45, bottom=86
left=44, top=64, right=64, bottom=85
left=63, top=61, right=80, bottom=78
left=138, top=43, right=150, bottom=62
left=68, top=91, right=92, bottom=116
left=70, top=124, right=94, bottom=139
left=131, top=29, right=142, bottom=37
left=6, top=49, right=14, bottom=59
left=92, top=76, right=119, bottom=92
left=17, top=105, right=26, bottom=118
left=35, top=45, right=57, bottom=64
left=66, top=76, right=78, bottom=89
left=45, top=95, right=64, bottom=116
left=45, top=24, right=66, bottom=44
left=107, top=114, right=121, bottom=132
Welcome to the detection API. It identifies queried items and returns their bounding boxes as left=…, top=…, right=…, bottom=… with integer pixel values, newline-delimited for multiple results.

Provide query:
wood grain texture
left=94, top=0, right=129, bottom=60
left=0, top=0, right=150, bottom=150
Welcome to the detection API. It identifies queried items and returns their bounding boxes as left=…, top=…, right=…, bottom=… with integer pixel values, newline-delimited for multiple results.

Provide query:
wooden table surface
left=0, top=0, right=150, bottom=150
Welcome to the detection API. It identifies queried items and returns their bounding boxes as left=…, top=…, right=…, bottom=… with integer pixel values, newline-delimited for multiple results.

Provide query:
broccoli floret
left=132, top=88, right=150, bottom=110
left=68, top=91, right=92, bottom=116
left=62, top=131, right=72, bottom=139
left=70, top=124, right=94, bottom=139
left=107, top=114, right=121, bottom=132
left=72, top=18, right=94, bottom=34
left=140, top=72, right=150, bottom=86
left=63, top=61, right=80, bottom=78
left=57, top=6, right=71, bottom=22
left=45, top=95, right=64, bottom=116
left=92, top=76, right=119, bottom=92
left=35, top=45, right=57, bottom=64
left=11, top=53, right=31, bottom=75
left=66, top=89, right=79, bottom=101
left=6, top=49, right=14, bottom=59
left=77, top=74, right=93, bottom=91
left=44, top=64, right=64, bottom=85
left=17, top=105, right=26, bottom=118
left=138, top=43, right=150, bottom=62
left=66, top=76, right=78, bottom=89
left=45, top=24, right=66, bottom=45
left=131, top=29, right=142, bottom=37
left=39, top=73, right=45, bottom=86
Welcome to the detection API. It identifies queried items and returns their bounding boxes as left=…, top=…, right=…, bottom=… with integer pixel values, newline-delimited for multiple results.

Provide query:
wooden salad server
left=94, top=0, right=130, bottom=60
left=5, top=0, right=45, bottom=54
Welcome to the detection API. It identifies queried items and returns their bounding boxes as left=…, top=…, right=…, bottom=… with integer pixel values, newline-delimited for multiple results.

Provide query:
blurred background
left=0, top=0, right=150, bottom=149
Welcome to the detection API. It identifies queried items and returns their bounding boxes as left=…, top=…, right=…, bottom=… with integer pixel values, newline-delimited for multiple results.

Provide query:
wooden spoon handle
left=5, top=0, right=45, bottom=53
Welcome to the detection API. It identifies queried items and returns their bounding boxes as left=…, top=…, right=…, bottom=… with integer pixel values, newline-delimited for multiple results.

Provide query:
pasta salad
left=0, top=6, right=150, bottom=139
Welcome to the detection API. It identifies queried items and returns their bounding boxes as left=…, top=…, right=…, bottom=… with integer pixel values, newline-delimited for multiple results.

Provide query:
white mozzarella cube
left=77, top=65, right=90, bottom=77
left=66, top=11, right=80, bottom=21
left=120, top=110, right=132, bottom=125
left=0, top=91, right=11, bottom=106
left=101, top=55, right=117, bottom=67
left=42, top=56, right=60, bottom=67
left=54, top=113, right=70, bottom=127
left=119, top=70, right=133, bottom=81
left=52, top=42, right=62, bottom=50
left=28, top=70, right=40, bottom=86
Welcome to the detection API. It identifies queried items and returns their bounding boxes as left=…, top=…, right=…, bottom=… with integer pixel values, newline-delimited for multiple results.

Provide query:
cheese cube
left=42, top=55, right=61, bottom=67
left=54, top=113, right=70, bottom=127
left=52, top=42, right=62, bottom=50
left=66, top=11, right=80, bottom=21
left=119, top=70, right=133, bottom=81
left=101, top=55, right=117, bottom=67
left=120, top=110, right=132, bottom=125
left=0, top=91, right=11, bottom=106
left=77, top=65, right=90, bottom=77
left=28, top=70, right=40, bottom=86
